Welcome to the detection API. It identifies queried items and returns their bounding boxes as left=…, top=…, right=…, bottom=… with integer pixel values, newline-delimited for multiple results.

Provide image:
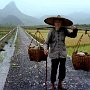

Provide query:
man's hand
left=71, top=25, right=77, bottom=30
left=44, top=49, right=49, bottom=56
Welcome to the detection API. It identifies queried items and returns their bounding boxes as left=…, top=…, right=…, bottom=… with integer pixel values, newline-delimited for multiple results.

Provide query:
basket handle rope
left=36, top=30, right=45, bottom=42
left=29, top=31, right=38, bottom=47
left=29, top=29, right=45, bottom=47
left=73, top=33, right=84, bottom=52
left=74, top=30, right=90, bottom=52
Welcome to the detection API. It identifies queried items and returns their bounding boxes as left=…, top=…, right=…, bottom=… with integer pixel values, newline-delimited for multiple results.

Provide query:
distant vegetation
left=0, top=26, right=14, bottom=39
left=76, top=24, right=90, bottom=29
left=22, top=24, right=90, bottom=29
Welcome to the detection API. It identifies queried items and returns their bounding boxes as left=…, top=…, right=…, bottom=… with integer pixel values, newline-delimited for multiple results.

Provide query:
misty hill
left=0, top=15, right=23, bottom=26
left=66, top=12, right=90, bottom=24
left=0, top=1, right=42, bottom=26
left=0, top=1, right=90, bottom=26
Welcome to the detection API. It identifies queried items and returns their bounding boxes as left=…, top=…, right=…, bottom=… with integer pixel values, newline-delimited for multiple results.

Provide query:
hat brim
left=44, top=17, right=73, bottom=26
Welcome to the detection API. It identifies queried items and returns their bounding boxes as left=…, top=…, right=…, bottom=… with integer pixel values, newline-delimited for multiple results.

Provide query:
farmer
left=44, top=15, right=78, bottom=90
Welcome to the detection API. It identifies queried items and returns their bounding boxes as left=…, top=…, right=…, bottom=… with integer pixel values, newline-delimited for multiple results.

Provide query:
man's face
left=54, top=19, right=62, bottom=29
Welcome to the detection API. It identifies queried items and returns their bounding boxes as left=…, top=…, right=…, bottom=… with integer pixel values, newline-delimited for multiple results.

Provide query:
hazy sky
left=0, top=0, right=90, bottom=17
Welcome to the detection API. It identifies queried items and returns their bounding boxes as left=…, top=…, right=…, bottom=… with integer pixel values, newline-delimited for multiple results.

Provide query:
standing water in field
left=0, top=29, right=18, bottom=90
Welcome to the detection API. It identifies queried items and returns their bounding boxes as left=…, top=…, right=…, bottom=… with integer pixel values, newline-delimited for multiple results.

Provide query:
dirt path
left=4, top=27, right=90, bottom=90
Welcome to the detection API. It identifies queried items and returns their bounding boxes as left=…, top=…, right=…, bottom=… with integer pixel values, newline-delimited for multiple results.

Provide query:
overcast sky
left=0, top=0, right=90, bottom=17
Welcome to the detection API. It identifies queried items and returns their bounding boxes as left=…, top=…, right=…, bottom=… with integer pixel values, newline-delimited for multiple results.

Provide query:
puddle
left=0, top=29, right=18, bottom=90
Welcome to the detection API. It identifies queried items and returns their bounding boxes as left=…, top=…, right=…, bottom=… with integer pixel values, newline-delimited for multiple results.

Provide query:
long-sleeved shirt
left=44, top=27, right=78, bottom=59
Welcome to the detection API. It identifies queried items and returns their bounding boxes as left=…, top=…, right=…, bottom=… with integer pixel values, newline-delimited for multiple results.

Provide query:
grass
left=0, top=29, right=11, bottom=39
left=65, top=30, right=90, bottom=46
left=25, top=29, right=90, bottom=56
left=67, top=44, right=90, bottom=56
left=0, top=27, right=16, bottom=50
left=26, top=29, right=49, bottom=44
left=0, top=26, right=14, bottom=39
left=26, top=29, right=90, bottom=45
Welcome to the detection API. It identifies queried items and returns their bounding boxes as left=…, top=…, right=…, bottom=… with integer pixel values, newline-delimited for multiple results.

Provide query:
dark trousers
left=51, top=58, right=66, bottom=83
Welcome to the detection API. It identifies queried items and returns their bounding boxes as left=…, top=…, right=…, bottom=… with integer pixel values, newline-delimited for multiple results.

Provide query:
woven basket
left=72, top=32, right=90, bottom=71
left=72, top=52, right=90, bottom=71
left=28, top=30, right=47, bottom=62
left=28, top=46, right=47, bottom=62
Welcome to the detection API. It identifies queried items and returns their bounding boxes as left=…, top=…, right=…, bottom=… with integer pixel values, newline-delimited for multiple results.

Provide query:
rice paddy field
left=0, top=27, right=13, bottom=39
left=0, top=26, right=15, bottom=50
left=26, top=29, right=90, bottom=56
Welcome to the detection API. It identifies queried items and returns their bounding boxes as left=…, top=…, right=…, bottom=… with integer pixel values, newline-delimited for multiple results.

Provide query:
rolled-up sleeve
left=44, top=30, right=52, bottom=50
left=65, top=28, right=78, bottom=38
